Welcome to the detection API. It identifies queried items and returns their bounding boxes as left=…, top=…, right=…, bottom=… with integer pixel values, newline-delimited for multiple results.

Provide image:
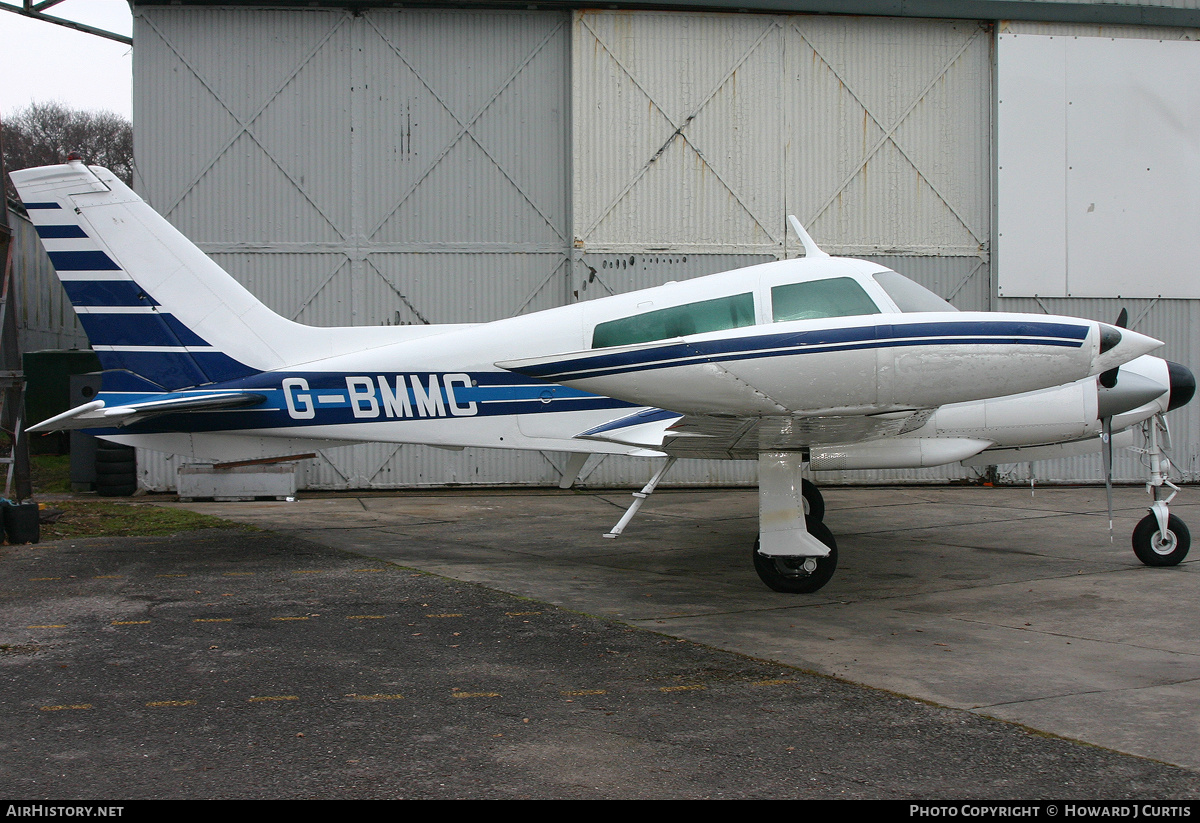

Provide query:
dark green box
left=22, top=350, right=102, bottom=454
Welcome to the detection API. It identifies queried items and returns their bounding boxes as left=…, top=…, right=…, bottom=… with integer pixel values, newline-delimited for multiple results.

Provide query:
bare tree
left=2, top=102, right=132, bottom=206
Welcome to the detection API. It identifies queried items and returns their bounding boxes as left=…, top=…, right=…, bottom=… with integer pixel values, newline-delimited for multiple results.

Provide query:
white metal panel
left=135, top=8, right=353, bottom=242
left=998, top=31, right=1200, bottom=298
left=363, top=11, right=570, bottom=249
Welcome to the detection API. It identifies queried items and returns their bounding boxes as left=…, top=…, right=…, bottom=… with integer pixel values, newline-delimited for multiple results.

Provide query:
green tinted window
left=771, top=277, right=880, bottom=322
left=592, top=293, right=755, bottom=349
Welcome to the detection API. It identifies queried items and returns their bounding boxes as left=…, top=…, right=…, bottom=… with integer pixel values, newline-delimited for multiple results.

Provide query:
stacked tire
left=95, top=442, right=137, bottom=497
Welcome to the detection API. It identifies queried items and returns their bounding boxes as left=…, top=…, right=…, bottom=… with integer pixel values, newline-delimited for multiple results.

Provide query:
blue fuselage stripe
left=519, top=321, right=1090, bottom=381
left=91, top=372, right=631, bottom=435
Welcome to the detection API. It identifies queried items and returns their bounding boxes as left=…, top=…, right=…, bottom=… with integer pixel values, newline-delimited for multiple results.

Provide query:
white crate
left=177, top=464, right=297, bottom=502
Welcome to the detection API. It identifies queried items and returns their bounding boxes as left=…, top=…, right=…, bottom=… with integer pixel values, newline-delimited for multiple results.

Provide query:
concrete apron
left=168, top=484, right=1200, bottom=771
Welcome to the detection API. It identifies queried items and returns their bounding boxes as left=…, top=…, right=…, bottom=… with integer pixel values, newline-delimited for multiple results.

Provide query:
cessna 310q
left=13, top=160, right=1195, bottom=592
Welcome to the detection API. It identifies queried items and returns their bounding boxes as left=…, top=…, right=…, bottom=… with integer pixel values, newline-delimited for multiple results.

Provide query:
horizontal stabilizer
left=28, top=392, right=267, bottom=433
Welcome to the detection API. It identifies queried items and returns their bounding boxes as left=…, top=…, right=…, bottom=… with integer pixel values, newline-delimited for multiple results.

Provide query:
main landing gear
left=1130, top=415, right=1191, bottom=567
left=751, top=476, right=835, bottom=594
left=753, top=453, right=839, bottom=593
left=603, top=454, right=838, bottom=592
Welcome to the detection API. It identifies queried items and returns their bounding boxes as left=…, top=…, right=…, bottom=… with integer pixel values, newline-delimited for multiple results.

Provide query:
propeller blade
left=1099, top=310, right=1129, bottom=389
left=1102, top=415, right=1114, bottom=542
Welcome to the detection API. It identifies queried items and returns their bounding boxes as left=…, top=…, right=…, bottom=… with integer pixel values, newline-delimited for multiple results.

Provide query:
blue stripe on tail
left=44, top=230, right=258, bottom=390
left=36, top=225, right=88, bottom=239
left=48, top=250, right=121, bottom=271
left=78, top=313, right=209, bottom=348
left=62, top=281, right=159, bottom=306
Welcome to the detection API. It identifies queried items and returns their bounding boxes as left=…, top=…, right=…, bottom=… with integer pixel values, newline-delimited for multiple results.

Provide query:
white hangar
left=123, top=0, right=1200, bottom=490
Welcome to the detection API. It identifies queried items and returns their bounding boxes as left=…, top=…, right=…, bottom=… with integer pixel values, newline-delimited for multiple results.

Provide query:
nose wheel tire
left=753, top=518, right=838, bottom=593
left=1132, top=513, right=1190, bottom=566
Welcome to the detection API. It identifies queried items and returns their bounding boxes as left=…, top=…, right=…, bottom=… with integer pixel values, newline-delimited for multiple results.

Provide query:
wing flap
left=656, top=412, right=933, bottom=459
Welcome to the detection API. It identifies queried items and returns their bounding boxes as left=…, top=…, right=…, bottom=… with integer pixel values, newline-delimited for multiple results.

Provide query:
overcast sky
left=0, top=0, right=133, bottom=119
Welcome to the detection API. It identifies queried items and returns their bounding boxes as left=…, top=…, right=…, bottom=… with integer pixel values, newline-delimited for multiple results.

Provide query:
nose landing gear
left=1130, top=414, right=1190, bottom=566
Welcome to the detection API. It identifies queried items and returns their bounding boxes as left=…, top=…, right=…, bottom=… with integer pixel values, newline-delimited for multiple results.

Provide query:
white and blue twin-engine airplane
left=13, top=160, right=1196, bottom=592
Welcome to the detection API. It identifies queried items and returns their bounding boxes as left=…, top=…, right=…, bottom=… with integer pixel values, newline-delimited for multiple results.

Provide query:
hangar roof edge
left=130, top=0, right=1200, bottom=29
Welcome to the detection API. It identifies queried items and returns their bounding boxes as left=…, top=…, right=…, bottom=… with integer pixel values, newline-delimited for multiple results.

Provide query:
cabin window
left=592, top=293, right=755, bottom=349
left=872, top=271, right=957, bottom=313
left=771, top=277, right=880, bottom=322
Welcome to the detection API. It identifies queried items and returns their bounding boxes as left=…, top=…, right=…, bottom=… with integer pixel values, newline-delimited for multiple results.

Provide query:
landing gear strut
left=1130, top=414, right=1190, bottom=566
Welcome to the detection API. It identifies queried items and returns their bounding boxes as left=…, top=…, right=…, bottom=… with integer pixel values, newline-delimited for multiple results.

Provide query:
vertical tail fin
left=12, top=161, right=464, bottom=392
left=11, top=161, right=282, bottom=390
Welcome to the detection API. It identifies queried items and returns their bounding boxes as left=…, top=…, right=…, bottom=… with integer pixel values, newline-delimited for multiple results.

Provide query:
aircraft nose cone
left=1097, top=369, right=1172, bottom=419
left=1092, top=324, right=1163, bottom=375
left=1167, top=361, right=1196, bottom=411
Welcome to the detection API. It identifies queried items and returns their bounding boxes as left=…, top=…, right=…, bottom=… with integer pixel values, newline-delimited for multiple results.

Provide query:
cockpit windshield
left=771, top=277, right=881, bottom=322
left=872, top=270, right=957, bottom=312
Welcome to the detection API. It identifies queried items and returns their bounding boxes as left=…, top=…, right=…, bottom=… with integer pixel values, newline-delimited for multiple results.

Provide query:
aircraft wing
left=27, top=392, right=267, bottom=433
left=573, top=407, right=936, bottom=460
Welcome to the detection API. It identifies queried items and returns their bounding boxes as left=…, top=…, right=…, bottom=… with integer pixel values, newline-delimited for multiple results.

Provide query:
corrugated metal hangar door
left=134, top=7, right=586, bottom=489
left=132, top=6, right=994, bottom=489
left=572, top=12, right=993, bottom=486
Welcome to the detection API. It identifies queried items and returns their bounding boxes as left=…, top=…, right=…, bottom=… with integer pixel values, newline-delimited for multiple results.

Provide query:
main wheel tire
left=1132, top=513, right=1190, bottom=566
left=753, top=518, right=838, bottom=593
left=801, top=479, right=825, bottom=522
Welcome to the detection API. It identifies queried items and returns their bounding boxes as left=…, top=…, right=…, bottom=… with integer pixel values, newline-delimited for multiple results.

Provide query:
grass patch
left=29, top=454, right=72, bottom=494
left=36, top=501, right=245, bottom=541
left=23, top=454, right=244, bottom=542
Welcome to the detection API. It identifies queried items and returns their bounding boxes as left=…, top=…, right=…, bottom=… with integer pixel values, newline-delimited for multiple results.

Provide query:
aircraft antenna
left=787, top=215, right=829, bottom=259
